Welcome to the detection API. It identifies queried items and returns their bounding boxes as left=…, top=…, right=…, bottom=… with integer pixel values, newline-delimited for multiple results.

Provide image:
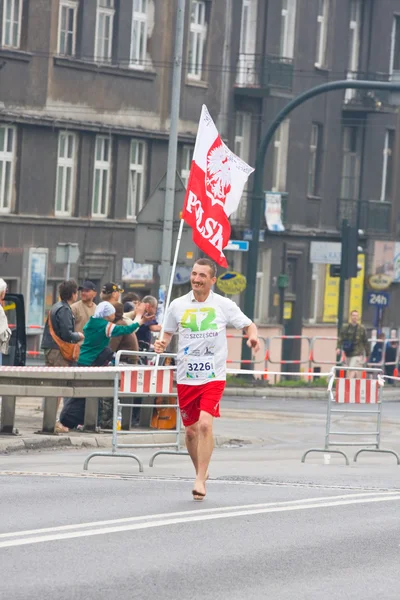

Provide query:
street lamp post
left=242, top=80, right=400, bottom=364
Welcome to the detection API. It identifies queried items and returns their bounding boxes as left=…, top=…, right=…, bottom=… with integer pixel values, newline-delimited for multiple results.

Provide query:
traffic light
left=341, top=220, right=359, bottom=279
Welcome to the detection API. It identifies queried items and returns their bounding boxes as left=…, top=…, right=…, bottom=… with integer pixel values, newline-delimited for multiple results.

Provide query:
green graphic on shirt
left=181, top=308, right=218, bottom=332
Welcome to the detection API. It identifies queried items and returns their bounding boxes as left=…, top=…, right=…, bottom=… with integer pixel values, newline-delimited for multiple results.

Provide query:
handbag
left=48, top=313, right=80, bottom=363
left=343, top=324, right=357, bottom=357
left=0, top=326, right=11, bottom=355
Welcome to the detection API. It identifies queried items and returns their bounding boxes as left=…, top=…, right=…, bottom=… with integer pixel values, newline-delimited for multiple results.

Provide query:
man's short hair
left=194, top=258, right=217, bottom=278
left=59, top=279, right=78, bottom=302
left=142, top=295, right=158, bottom=307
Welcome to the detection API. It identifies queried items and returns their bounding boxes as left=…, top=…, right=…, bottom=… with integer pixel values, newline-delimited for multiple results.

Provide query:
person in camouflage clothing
left=337, top=310, right=369, bottom=378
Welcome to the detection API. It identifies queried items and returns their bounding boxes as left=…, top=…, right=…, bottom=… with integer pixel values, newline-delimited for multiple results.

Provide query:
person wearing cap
left=100, top=282, right=124, bottom=304
left=71, top=280, right=97, bottom=339
left=77, top=300, right=149, bottom=367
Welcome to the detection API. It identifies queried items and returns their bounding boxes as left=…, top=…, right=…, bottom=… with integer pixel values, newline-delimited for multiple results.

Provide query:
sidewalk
left=1, top=385, right=399, bottom=454
left=0, top=395, right=264, bottom=455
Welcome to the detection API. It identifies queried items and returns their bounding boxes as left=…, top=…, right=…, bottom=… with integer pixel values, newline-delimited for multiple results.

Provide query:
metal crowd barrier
left=301, top=366, right=400, bottom=465
left=225, top=333, right=269, bottom=379
left=267, top=335, right=311, bottom=382
left=83, top=350, right=188, bottom=472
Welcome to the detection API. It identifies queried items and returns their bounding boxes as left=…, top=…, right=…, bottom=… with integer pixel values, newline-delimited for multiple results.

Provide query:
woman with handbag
left=41, top=279, right=84, bottom=432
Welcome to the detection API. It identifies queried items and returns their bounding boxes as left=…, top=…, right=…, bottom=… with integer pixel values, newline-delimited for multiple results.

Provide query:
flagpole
left=151, top=219, right=184, bottom=384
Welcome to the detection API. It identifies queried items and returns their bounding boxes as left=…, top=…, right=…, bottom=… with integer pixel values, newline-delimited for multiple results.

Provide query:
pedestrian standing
left=154, top=258, right=260, bottom=501
left=0, top=278, right=11, bottom=364
left=41, top=280, right=84, bottom=432
left=337, top=310, right=369, bottom=378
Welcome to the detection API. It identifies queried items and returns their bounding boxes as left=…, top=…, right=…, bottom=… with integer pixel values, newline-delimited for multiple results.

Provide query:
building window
left=188, top=0, right=207, bottom=80
left=236, top=0, right=257, bottom=86
left=95, top=0, right=115, bottom=64
left=390, top=15, right=400, bottom=74
left=92, top=136, right=111, bottom=217
left=345, top=0, right=362, bottom=102
left=55, top=132, right=77, bottom=216
left=181, top=145, right=194, bottom=188
left=308, top=123, right=322, bottom=196
left=0, top=125, right=15, bottom=213
left=381, top=130, right=395, bottom=202
left=272, top=120, right=290, bottom=193
left=130, top=0, right=147, bottom=68
left=315, top=0, right=329, bottom=67
left=340, top=126, right=360, bottom=200
left=127, top=139, right=146, bottom=219
left=2, top=0, right=22, bottom=49
left=280, top=0, right=297, bottom=59
left=58, top=1, right=78, bottom=57
left=231, top=112, right=251, bottom=224
left=254, top=250, right=271, bottom=324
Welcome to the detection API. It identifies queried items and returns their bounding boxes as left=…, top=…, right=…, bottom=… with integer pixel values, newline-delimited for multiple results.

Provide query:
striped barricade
left=301, top=366, right=400, bottom=465
left=83, top=350, right=188, bottom=473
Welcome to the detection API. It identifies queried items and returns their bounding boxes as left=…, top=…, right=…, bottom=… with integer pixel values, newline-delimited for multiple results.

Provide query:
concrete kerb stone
left=0, top=431, right=260, bottom=455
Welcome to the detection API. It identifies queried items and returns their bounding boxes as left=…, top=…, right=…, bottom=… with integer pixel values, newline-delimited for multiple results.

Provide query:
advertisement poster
left=322, top=265, right=339, bottom=323
left=349, top=254, right=365, bottom=319
left=265, top=192, right=284, bottom=232
left=372, top=241, right=394, bottom=278
left=122, top=258, right=153, bottom=282
left=394, top=242, right=400, bottom=282
left=27, top=248, right=48, bottom=328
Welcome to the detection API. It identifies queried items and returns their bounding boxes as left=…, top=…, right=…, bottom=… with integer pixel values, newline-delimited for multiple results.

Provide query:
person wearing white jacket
left=0, top=278, right=11, bottom=364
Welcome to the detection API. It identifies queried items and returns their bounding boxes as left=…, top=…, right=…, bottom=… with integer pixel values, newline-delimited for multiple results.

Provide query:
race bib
left=185, top=356, right=215, bottom=380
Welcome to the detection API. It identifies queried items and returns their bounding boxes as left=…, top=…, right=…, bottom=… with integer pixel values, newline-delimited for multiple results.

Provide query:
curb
left=0, top=432, right=259, bottom=455
left=225, top=387, right=400, bottom=400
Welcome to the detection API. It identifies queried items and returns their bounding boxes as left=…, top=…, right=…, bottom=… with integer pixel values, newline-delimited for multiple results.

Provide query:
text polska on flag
left=182, top=105, right=255, bottom=268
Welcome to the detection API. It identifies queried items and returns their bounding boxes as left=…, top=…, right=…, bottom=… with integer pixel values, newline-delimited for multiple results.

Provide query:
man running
left=154, top=258, right=260, bottom=501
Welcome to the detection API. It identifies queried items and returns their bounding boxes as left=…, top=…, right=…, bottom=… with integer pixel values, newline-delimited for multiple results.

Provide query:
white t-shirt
left=164, top=290, right=252, bottom=385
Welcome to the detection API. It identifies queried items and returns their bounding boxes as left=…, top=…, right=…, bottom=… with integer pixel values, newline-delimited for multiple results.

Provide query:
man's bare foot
left=192, top=478, right=207, bottom=501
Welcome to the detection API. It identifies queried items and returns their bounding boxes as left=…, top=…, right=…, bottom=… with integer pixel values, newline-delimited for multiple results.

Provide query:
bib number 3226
left=186, top=356, right=215, bottom=380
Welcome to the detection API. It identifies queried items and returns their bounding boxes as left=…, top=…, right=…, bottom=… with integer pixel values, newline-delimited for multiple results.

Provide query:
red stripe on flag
left=120, top=371, right=125, bottom=392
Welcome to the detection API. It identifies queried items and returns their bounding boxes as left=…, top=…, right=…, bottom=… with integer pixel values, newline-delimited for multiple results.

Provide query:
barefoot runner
left=154, top=258, right=260, bottom=501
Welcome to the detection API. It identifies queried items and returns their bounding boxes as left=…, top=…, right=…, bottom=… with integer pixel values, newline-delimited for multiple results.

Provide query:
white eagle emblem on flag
left=205, top=142, right=232, bottom=209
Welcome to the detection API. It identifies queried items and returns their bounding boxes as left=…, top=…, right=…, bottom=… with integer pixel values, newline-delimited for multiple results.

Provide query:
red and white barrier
left=335, top=378, right=379, bottom=404
left=120, top=369, right=173, bottom=394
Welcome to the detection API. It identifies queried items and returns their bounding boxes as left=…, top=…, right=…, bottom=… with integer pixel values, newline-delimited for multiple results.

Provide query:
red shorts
left=177, top=380, right=226, bottom=427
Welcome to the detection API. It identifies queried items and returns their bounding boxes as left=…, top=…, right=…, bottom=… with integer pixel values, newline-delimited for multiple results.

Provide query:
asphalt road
left=2, top=395, right=400, bottom=599
left=1, top=469, right=400, bottom=600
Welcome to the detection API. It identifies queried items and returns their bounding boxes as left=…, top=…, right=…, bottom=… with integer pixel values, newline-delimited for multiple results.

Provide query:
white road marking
left=0, top=491, right=386, bottom=540
left=1, top=492, right=400, bottom=549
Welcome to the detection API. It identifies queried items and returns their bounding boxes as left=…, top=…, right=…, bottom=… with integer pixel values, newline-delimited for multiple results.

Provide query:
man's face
left=80, top=289, right=97, bottom=303
left=350, top=311, right=359, bottom=325
left=138, top=301, right=157, bottom=317
left=190, top=263, right=216, bottom=294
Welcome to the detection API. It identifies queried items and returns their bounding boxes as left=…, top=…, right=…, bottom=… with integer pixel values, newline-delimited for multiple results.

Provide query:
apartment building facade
left=0, top=0, right=399, bottom=350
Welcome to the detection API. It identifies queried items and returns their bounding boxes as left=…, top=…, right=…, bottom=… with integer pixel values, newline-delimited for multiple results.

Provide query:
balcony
left=337, top=199, right=392, bottom=234
left=235, top=54, right=294, bottom=96
left=343, top=71, right=392, bottom=111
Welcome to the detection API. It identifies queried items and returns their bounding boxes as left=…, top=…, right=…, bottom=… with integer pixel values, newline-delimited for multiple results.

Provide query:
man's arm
left=154, top=332, right=173, bottom=353
left=243, top=322, right=260, bottom=353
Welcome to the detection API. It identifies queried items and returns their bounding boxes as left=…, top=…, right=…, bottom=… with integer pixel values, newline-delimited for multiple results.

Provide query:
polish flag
left=182, top=105, right=254, bottom=267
